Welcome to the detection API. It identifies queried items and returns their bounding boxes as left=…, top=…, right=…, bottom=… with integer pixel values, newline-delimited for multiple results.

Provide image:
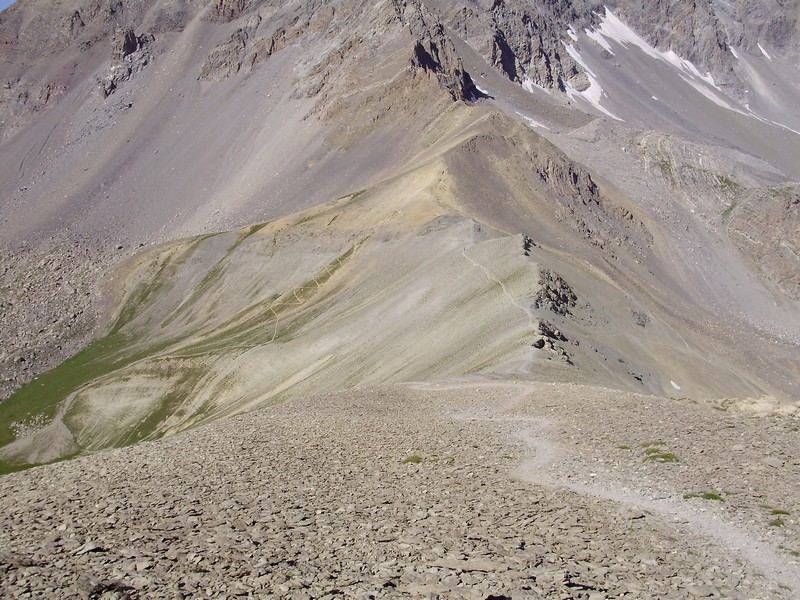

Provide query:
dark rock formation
left=536, top=269, right=578, bottom=316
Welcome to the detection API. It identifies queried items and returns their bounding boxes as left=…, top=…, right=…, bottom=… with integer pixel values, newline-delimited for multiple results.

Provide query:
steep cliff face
left=434, top=0, right=592, bottom=92
left=609, top=0, right=799, bottom=95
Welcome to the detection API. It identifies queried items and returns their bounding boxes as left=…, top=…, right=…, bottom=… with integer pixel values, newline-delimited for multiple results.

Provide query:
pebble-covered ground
left=1, top=380, right=798, bottom=599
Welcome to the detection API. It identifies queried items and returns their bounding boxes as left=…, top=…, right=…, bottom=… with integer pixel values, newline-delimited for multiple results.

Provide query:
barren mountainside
left=1, top=0, right=799, bottom=460
left=1, top=0, right=800, bottom=597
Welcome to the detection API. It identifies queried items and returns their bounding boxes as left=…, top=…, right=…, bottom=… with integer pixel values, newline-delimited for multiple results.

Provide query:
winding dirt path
left=408, top=377, right=800, bottom=595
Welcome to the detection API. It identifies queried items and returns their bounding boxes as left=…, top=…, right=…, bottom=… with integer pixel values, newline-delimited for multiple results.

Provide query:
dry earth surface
left=1, top=380, right=798, bottom=599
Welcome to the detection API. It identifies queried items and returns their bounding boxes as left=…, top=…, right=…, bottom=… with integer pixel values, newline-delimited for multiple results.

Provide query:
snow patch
left=562, top=42, right=623, bottom=121
left=585, top=27, right=614, bottom=54
left=475, top=84, right=491, bottom=96
left=567, top=26, right=578, bottom=42
left=563, top=42, right=595, bottom=77
left=671, top=381, right=681, bottom=391
left=564, top=79, right=623, bottom=122
left=683, top=76, right=742, bottom=112
left=750, top=113, right=800, bottom=137
left=515, top=111, right=551, bottom=131
left=571, top=9, right=799, bottom=139
left=591, top=8, right=716, bottom=87
left=522, top=78, right=551, bottom=95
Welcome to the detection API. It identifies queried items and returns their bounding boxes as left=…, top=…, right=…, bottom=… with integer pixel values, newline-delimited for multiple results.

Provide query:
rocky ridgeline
left=1, top=384, right=795, bottom=599
left=1, top=0, right=796, bottom=109
left=0, top=240, right=111, bottom=400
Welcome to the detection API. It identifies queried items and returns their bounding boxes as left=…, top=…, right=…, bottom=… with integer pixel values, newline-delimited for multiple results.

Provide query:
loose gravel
left=1, top=380, right=798, bottom=598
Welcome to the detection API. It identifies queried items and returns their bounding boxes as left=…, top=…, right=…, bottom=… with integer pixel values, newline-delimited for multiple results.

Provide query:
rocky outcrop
left=98, top=29, right=153, bottom=97
left=0, top=81, right=63, bottom=142
left=728, top=185, right=800, bottom=301
left=393, top=0, right=478, bottom=101
left=198, top=28, right=249, bottom=80
left=486, top=0, right=585, bottom=92
left=205, top=0, right=248, bottom=23
left=111, top=27, right=139, bottom=61
left=436, top=0, right=591, bottom=93
left=196, top=14, right=286, bottom=81
left=535, top=269, right=578, bottom=316
left=529, top=144, right=653, bottom=259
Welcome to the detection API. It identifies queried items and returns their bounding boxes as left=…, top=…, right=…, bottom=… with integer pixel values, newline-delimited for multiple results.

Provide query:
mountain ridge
left=0, top=0, right=798, bottom=467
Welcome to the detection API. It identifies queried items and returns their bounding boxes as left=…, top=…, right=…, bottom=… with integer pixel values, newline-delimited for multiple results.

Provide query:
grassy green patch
left=0, top=451, right=80, bottom=477
left=771, top=509, right=790, bottom=516
left=644, top=452, right=679, bottom=463
left=618, top=444, right=631, bottom=450
left=769, top=518, right=785, bottom=527
left=111, top=236, right=210, bottom=334
left=0, top=328, right=187, bottom=451
left=638, top=441, right=677, bottom=462
left=684, top=492, right=724, bottom=501
left=402, top=455, right=423, bottom=464
left=0, top=333, right=129, bottom=448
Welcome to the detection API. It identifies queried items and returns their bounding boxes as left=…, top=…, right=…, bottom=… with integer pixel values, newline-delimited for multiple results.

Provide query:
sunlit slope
left=0, top=160, right=543, bottom=464
left=1, top=108, right=793, bottom=468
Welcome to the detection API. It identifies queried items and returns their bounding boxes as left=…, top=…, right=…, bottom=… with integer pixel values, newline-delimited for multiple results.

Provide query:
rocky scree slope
left=0, top=383, right=798, bottom=598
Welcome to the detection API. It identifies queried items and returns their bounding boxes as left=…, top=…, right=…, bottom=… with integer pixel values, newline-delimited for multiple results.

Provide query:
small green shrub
left=402, top=455, right=423, bottom=464
left=769, top=518, right=785, bottom=528
left=640, top=441, right=677, bottom=462
left=684, top=492, right=723, bottom=501
left=644, top=452, right=678, bottom=463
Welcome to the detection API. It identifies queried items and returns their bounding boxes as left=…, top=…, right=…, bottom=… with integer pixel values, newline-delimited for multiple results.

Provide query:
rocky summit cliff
left=0, top=0, right=798, bottom=466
